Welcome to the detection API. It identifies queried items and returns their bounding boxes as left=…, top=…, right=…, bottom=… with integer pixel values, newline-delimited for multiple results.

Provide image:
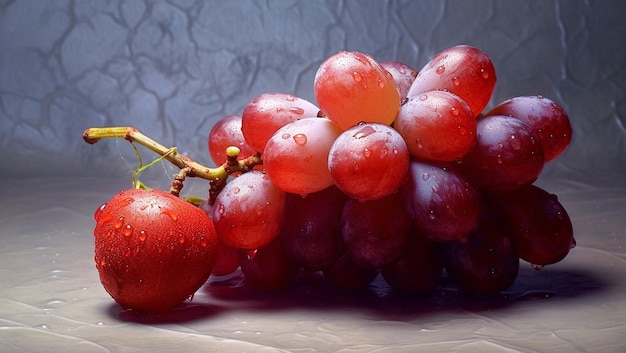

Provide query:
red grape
left=280, top=186, right=347, bottom=271
left=314, top=51, right=401, bottom=130
left=402, top=160, right=481, bottom=242
left=486, top=95, right=572, bottom=162
left=407, top=45, right=496, bottom=117
left=380, top=230, right=443, bottom=294
left=239, top=238, right=300, bottom=291
left=263, top=117, right=342, bottom=196
left=381, top=61, right=418, bottom=100
left=328, top=123, right=409, bottom=201
left=322, top=251, right=378, bottom=290
left=208, top=115, right=256, bottom=166
left=212, top=171, right=286, bottom=250
left=486, top=185, right=575, bottom=268
left=241, top=92, right=320, bottom=153
left=460, top=115, right=545, bottom=191
left=341, top=192, right=411, bottom=269
left=440, top=209, right=519, bottom=297
left=394, top=90, right=476, bottom=162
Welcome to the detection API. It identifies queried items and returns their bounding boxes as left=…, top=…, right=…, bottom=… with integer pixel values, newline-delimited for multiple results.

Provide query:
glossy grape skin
left=440, top=209, right=519, bottom=297
left=239, top=238, right=300, bottom=291
left=280, top=186, right=347, bottom=271
left=407, top=45, right=496, bottom=117
left=395, top=90, right=476, bottom=162
left=208, top=115, right=256, bottom=167
left=460, top=115, right=545, bottom=191
left=212, top=171, right=286, bottom=250
left=380, top=230, right=443, bottom=294
left=328, top=123, right=410, bottom=201
left=263, top=118, right=343, bottom=196
left=402, top=160, right=481, bottom=242
left=381, top=61, right=418, bottom=100
left=241, top=92, right=320, bottom=153
left=486, top=185, right=574, bottom=267
left=486, top=95, right=572, bottom=162
left=341, top=192, right=411, bottom=269
left=314, top=51, right=401, bottom=130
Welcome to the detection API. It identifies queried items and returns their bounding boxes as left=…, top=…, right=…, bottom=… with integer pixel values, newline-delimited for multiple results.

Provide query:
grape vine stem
left=82, top=127, right=262, bottom=197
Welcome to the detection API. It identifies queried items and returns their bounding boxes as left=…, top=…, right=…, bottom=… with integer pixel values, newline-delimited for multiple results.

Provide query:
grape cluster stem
left=82, top=126, right=263, bottom=198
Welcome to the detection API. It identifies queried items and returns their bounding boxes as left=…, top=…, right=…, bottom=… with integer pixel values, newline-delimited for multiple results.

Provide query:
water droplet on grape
left=99, top=259, right=106, bottom=267
left=233, top=186, right=241, bottom=194
left=120, top=197, right=135, bottom=208
left=531, top=263, right=544, bottom=270
left=293, top=133, right=307, bottom=145
left=378, top=80, right=385, bottom=88
left=353, top=125, right=376, bottom=139
left=161, top=208, right=178, bottom=221
left=124, top=249, right=132, bottom=258
left=114, top=217, right=124, bottom=229
left=458, top=126, right=467, bottom=136
left=428, top=210, right=436, bottom=220
left=94, top=203, right=107, bottom=222
left=363, top=148, right=371, bottom=157
left=352, top=72, right=362, bottom=82
left=422, top=172, right=430, bottom=181
left=178, top=235, right=186, bottom=244
left=537, top=94, right=544, bottom=99
left=123, top=224, right=133, bottom=237
left=496, top=155, right=503, bottom=164
left=480, top=68, right=489, bottom=79
left=140, top=205, right=148, bottom=211
left=138, top=230, right=147, bottom=241
left=509, top=134, right=522, bottom=150
left=450, top=107, right=459, bottom=116
left=419, top=94, right=428, bottom=101
left=416, top=138, right=423, bottom=149
left=281, top=133, right=290, bottom=139
left=200, top=239, right=208, bottom=248
left=289, top=107, right=305, bottom=115
left=436, top=65, right=445, bottom=74
left=285, top=95, right=296, bottom=101
left=452, top=77, right=460, bottom=86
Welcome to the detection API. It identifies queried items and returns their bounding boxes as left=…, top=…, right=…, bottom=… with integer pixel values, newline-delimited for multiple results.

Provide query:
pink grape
left=314, top=51, right=401, bottom=130
left=328, top=123, right=409, bottom=201
left=402, top=160, right=481, bottom=242
left=241, top=92, right=320, bottom=153
left=263, top=118, right=343, bottom=196
left=341, top=192, right=411, bottom=269
left=208, top=115, right=256, bottom=167
left=394, top=90, right=476, bottom=162
left=212, top=171, right=286, bottom=250
left=381, top=61, right=418, bottom=100
left=460, top=115, right=545, bottom=191
left=486, top=95, right=572, bottom=162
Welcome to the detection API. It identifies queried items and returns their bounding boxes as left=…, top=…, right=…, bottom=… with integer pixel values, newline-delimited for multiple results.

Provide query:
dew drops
left=436, top=65, right=445, bottom=74
left=138, top=230, right=147, bottom=241
left=200, top=239, right=208, bottom=248
left=377, top=80, right=385, bottom=88
left=419, top=94, right=428, bottom=101
left=422, top=172, right=430, bottom=181
left=94, top=203, right=107, bottom=222
left=450, top=107, right=459, bottom=116
left=509, top=134, right=522, bottom=150
left=233, top=186, right=241, bottom=194
left=428, top=210, right=436, bottom=220
left=452, top=76, right=460, bottom=86
left=119, top=197, right=135, bottom=208
left=293, top=133, right=307, bottom=145
left=353, top=125, right=376, bottom=139
left=161, top=208, right=178, bottom=221
left=352, top=71, right=363, bottom=82
left=363, top=148, right=371, bottom=157
left=285, top=95, right=295, bottom=101
left=531, top=263, right=544, bottom=270
left=123, top=224, right=133, bottom=237
left=480, top=68, right=489, bottom=79
left=281, top=133, right=291, bottom=139
left=458, top=126, right=467, bottom=136
left=289, top=107, right=305, bottom=115
left=114, top=217, right=124, bottom=229
left=178, top=235, right=186, bottom=245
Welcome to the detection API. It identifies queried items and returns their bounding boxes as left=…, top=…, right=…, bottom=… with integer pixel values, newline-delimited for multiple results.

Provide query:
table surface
left=1, top=177, right=625, bottom=353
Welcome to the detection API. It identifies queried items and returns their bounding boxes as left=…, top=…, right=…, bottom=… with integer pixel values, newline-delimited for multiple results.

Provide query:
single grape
left=394, top=90, right=476, bottom=162
left=407, top=45, right=496, bottom=117
left=402, top=160, right=481, bottom=242
left=341, top=192, right=411, bottom=269
left=208, top=115, right=256, bottom=166
left=322, top=251, right=379, bottom=290
left=380, top=229, right=443, bottom=295
left=212, top=171, right=286, bottom=250
left=486, top=184, right=575, bottom=268
left=280, top=186, right=347, bottom=271
left=485, top=95, right=572, bottom=162
left=263, top=117, right=343, bottom=196
left=381, top=61, right=418, bottom=101
left=239, top=238, right=300, bottom=291
left=314, top=51, right=401, bottom=130
left=459, top=115, right=545, bottom=191
left=241, top=92, right=320, bottom=153
left=439, top=209, right=519, bottom=297
left=328, top=123, right=409, bottom=201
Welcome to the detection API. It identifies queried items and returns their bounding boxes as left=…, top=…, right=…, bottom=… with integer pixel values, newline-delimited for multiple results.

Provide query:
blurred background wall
left=1, top=0, right=625, bottom=186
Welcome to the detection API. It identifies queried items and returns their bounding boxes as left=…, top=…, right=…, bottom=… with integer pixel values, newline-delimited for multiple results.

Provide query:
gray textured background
left=1, top=0, right=625, bottom=186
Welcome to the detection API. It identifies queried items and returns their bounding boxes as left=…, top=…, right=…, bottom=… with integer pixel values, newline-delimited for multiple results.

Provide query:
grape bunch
left=88, top=45, right=575, bottom=313
left=207, top=45, right=574, bottom=295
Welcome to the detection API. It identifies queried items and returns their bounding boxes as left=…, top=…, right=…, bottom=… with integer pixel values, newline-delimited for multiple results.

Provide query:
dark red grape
left=322, top=251, right=378, bottom=290
left=239, top=238, right=300, bottom=291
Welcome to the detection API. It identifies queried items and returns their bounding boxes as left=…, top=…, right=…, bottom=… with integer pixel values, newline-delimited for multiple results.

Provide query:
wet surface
left=1, top=177, right=625, bottom=352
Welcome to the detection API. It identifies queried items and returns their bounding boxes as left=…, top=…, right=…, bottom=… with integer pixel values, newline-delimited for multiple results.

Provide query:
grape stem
left=82, top=126, right=263, bottom=197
